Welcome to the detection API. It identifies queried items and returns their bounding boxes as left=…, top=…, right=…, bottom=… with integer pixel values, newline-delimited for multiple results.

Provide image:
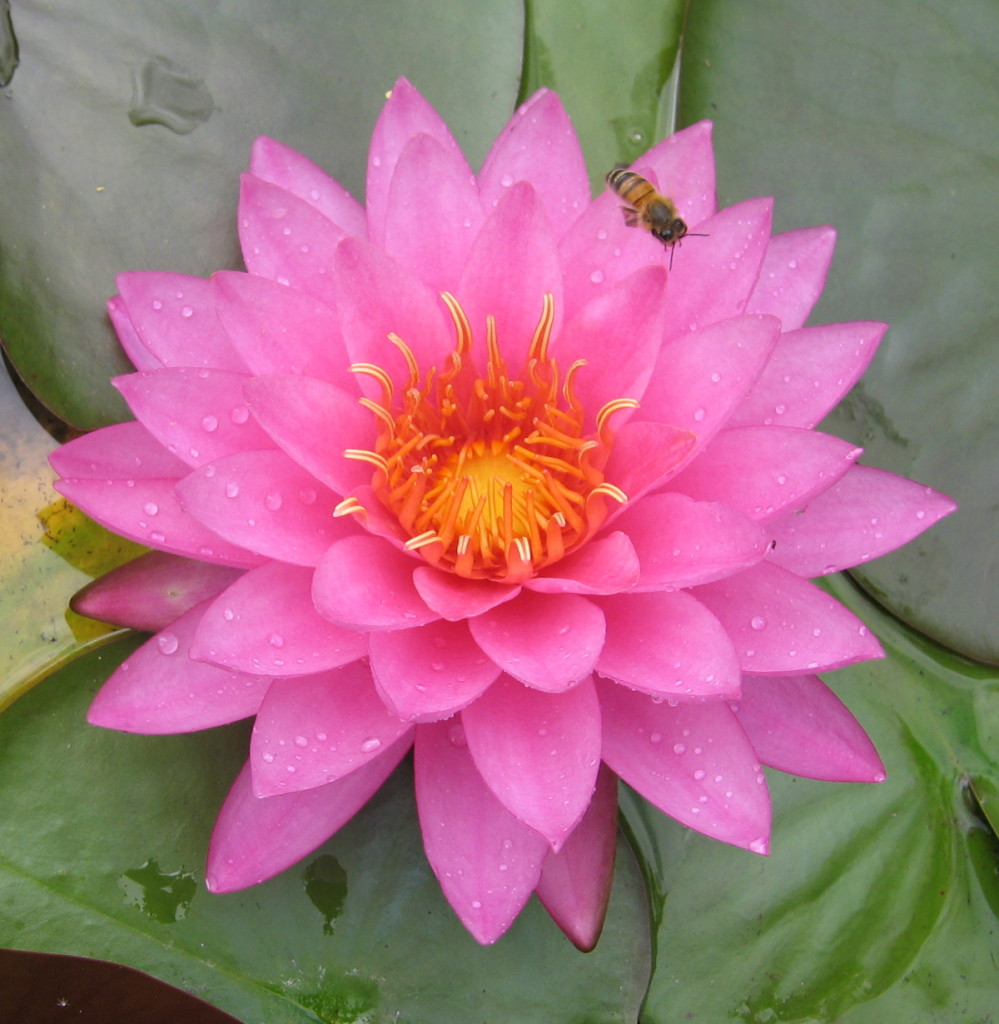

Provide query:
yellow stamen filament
left=333, top=496, right=367, bottom=518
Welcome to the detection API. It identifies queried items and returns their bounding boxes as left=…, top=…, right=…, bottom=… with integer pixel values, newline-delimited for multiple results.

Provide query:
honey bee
left=605, top=166, right=689, bottom=254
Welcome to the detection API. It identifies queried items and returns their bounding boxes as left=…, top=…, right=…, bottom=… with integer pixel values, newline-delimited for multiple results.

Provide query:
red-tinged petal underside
left=211, top=272, right=356, bottom=390
left=598, top=678, right=771, bottom=853
left=462, top=674, right=601, bottom=847
left=249, top=663, right=414, bottom=797
left=191, top=562, right=366, bottom=677
left=734, top=674, right=885, bottom=782
left=369, top=619, right=501, bottom=722
left=728, top=321, right=887, bottom=431
left=692, top=561, right=884, bottom=674
left=114, top=272, right=247, bottom=371
left=478, top=89, right=590, bottom=238
left=412, top=566, right=521, bottom=622
left=72, top=552, right=242, bottom=632
left=600, top=421, right=698, bottom=507
left=468, top=590, right=605, bottom=693
left=383, top=132, right=485, bottom=294
left=524, top=531, right=640, bottom=595
left=313, top=535, right=439, bottom=630
left=745, top=226, right=837, bottom=331
left=243, top=375, right=374, bottom=497
left=768, top=464, right=958, bottom=576
left=49, top=421, right=188, bottom=480
left=114, top=368, right=275, bottom=469
left=614, top=492, right=770, bottom=591
left=414, top=720, right=550, bottom=945
left=88, top=603, right=273, bottom=733
left=108, top=294, right=161, bottom=371
left=668, top=425, right=862, bottom=523
left=176, top=451, right=347, bottom=566
left=535, top=764, right=618, bottom=951
left=249, top=135, right=367, bottom=238
left=596, top=590, right=742, bottom=700
left=206, top=735, right=412, bottom=893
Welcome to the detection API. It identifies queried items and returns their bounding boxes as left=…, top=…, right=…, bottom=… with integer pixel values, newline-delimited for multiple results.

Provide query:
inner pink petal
left=524, top=531, right=641, bottom=595
left=412, top=566, right=521, bottom=621
left=630, top=120, right=717, bottom=226
left=745, top=226, right=837, bottom=331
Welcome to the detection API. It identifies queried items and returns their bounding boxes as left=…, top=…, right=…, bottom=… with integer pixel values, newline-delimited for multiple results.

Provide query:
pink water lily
left=52, top=79, right=955, bottom=947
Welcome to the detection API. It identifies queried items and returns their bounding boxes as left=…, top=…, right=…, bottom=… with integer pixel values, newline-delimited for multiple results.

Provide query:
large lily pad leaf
left=0, top=638, right=651, bottom=1024
left=679, top=0, right=999, bottom=663
left=0, top=0, right=523, bottom=431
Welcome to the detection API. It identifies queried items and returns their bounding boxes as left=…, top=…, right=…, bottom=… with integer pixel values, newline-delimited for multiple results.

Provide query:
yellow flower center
left=336, top=293, right=634, bottom=584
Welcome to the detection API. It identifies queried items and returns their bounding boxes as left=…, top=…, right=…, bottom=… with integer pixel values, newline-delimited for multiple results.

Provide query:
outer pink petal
left=615, top=493, right=770, bottom=590
left=470, top=591, right=605, bottom=693
left=49, top=421, right=188, bottom=479
left=108, top=294, right=161, bottom=371
left=55, top=476, right=263, bottom=568
left=745, top=226, right=837, bottom=331
left=243, top=375, right=374, bottom=496
left=250, top=664, right=414, bottom=796
left=114, top=368, right=274, bottom=469
left=596, top=590, right=741, bottom=700
left=72, top=552, right=242, bottom=632
left=238, top=175, right=346, bottom=302
left=601, top=421, right=698, bottom=508
left=366, top=78, right=469, bottom=248
left=369, top=619, right=500, bottom=722
left=692, top=561, right=884, bottom=674
left=88, top=603, right=273, bottom=733
left=535, top=764, right=618, bottom=951
left=768, top=464, right=957, bottom=576
left=635, top=121, right=717, bottom=221
left=191, top=562, right=366, bottom=676
left=734, top=674, right=885, bottom=782
left=414, top=720, right=549, bottom=945
left=211, top=271, right=355, bottom=390
left=478, top=90, right=590, bottom=237
left=599, top=678, right=771, bottom=853
left=524, top=531, right=641, bottom=595
left=668, top=426, right=862, bottom=522
left=728, top=321, right=886, bottom=430
left=206, top=735, right=411, bottom=893
left=249, top=135, right=367, bottom=238
left=383, top=132, right=485, bottom=293
left=115, top=272, right=246, bottom=371
left=463, top=674, right=601, bottom=848
left=177, top=451, right=348, bottom=566
left=412, top=566, right=521, bottom=621
left=312, top=535, right=439, bottom=630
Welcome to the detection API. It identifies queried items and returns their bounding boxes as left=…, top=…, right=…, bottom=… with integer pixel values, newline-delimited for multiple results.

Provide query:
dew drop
left=673, top=743, right=687, bottom=755
left=225, top=482, right=239, bottom=498
left=649, top=731, right=663, bottom=744
left=201, top=415, right=219, bottom=432
left=589, top=269, right=605, bottom=284
left=294, top=735, right=308, bottom=748
left=261, top=752, right=275, bottom=764
left=151, top=299, right=163, bottom=310
left=128, top=56, right=214, bottom=135
left=265, top=491, right=283, bottom=511
left=222, top=607, right=235, bottom=621
left=180, top=305, right=194, bottom=318
left=229, top=405, right=250, bottom=424
left=150, top=531, right=166, bottom=543
left=143, top=501, right=159, bottom=516
left=157, top=633, right=179, bottom=655
left=360, top=737, right=382, bottom=753
left=692, top=407, right=706, bottom=422
left=710, top=371, right=721, bottom=383
left=499, top=174, right=514, bottom=187
left=750, top=615, right=767, bottom=631
left=299, top=487, right=317, bottom=505
left=268, top=633, right=285, bottom=648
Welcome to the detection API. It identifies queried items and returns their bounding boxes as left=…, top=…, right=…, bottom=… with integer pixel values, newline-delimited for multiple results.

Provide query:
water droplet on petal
left=225, top=482, right=239, bottom=498
left=294, top=735, right=308, bottom=748
left=265, top=491, right=283, bottom=511
left=201, top=415, right=219, bottom=432
left=693, top=407, right=706, bottom=422
left=229, top=405, right=249, bottom=424
left=589, top=269, right=605, bottom=284
left=673, top=743, right=687, bottom=755
left=143, top=502, right=159, bottom=516
left=157, top=633, right=179, bottom=655
left=268, top=633, right=285, bottom=648
left=750, top=615, right=767, bottom=631
left=261, top=752, right=275, bottom=764
left=360, top=737, right=382, bottom=753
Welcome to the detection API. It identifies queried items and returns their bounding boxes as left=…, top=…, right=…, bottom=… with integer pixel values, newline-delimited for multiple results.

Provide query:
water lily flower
left=52, top=79, right=955, bottom=947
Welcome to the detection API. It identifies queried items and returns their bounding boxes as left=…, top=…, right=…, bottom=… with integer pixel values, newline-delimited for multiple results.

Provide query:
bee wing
left=621, top=207, right=639, bottom=227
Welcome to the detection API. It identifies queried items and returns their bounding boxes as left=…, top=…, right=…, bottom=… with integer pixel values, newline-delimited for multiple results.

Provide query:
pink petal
left=615, top=492, right=770, bottom=590
left=535, top=763, right=618, bottom=951
left=601, top=421, right=698, bottom=506
left=668, top=425, right=862, bottom=522
left=468, top=591, right=605, bottom=693
left=250, top=663, right=413, bottom=796
left=745, top=226, right=837, bottom=330
left=734, top=674, right=885, bottom=782
left=243, top=374, right=374, bottom=496
left=478, top=90, right=590, bottom=237
left=55, top=476, right=262, bottom=568
left=211, top=271, right=355, bottom=390
left=108, top=294, right=161, bottom=371
left=633, top=120, right=717, bottom=226
left=114, top=272, right=245, bottom=371
left=72, top=552, right=242, bottom=632
left=768, top=464, right=957, bottom=576
left=596, top=590, right=741, bottom=700
left=524, top=531, right=641, bottom=595
left=692, top=561, right=884, bottom=674
left=191, top=562, right=367, bottom=677
left=728, top=321, right=886, bottom=430
left=366, top=78, right=468, bottom=248
left=114, top=368, right=274, bottom=468
left=88, top=603, right=273, bottom=733
left=383, top=132, right=484, bottom=292
left=369, top=619, right=501, bottom=721
left=312, top=535, right=439, bottom=630
left=414, top=720, right=549, bottom=945
left=249, top=135, right=367, bottom=238
left=462, top=674, right=601, bottom=847
left=49, top=421, right=188, bottom=479
left=176, top=451, right=347, bottom=566
left=412, top=566, right=521, bottom=621
left=238, top=175, right=346, bottom=302
left=206, top=734, right=411, bottom=893
left=599, top=677, right=771, bottom=852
